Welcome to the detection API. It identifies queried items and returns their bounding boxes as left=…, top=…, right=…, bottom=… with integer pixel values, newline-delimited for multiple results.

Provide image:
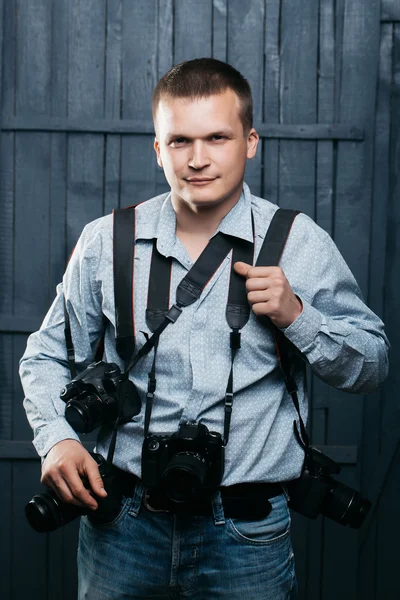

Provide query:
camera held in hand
left=25, top=453, right=122, bottom=533
left=60, top=361, right=141, bottom=434
left=286, top=446, right=371, bottom=529
left=141, top=421, right=225, bottom=504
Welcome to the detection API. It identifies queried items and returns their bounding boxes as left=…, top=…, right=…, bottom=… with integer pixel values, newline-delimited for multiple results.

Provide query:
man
left=20, top=58, right=389, bottom=599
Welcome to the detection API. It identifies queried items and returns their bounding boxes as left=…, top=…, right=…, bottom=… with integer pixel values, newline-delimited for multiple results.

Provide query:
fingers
left=41, top=440, right=106, bottom=511
left=85, top=457, right=108, bottom=500
left=234, top=262, right=282, bottom=280
left=42, top=460, right=99, bottom=510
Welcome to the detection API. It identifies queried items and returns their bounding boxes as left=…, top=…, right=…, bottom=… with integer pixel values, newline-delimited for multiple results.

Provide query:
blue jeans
left=78, top=483, right=297, bottom=599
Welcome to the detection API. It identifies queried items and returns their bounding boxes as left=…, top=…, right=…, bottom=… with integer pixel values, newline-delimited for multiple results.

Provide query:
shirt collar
left=134, top=181, right=254, bottom=254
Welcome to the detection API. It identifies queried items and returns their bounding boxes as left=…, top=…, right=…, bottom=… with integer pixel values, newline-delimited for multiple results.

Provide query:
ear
left=246, top=128, right=259, bottom=160
left=154, top=137, right=163, bottom=168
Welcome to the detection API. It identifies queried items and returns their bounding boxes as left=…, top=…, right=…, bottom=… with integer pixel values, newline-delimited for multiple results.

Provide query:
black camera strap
left=253, top=208, right=309, bottom=450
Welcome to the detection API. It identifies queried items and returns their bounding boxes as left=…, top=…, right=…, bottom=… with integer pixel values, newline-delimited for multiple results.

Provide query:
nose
left=188, top=140, right=211, bottom=170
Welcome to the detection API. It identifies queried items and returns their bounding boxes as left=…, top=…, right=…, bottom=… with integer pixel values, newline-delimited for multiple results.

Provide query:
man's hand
left=233, top=262, right=303, bottom=328
left=41, top=439, right=107, bottom=510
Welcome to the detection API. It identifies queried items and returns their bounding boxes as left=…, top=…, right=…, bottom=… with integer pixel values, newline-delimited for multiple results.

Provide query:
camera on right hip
left=286, top=446, right=371, bottom=529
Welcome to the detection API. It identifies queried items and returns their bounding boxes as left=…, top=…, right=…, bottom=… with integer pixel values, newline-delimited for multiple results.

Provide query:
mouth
left=185, top=177, right=217, bottom=186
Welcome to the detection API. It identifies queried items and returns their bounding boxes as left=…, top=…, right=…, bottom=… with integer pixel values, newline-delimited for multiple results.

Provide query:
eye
left=170, top=137, right=189, bottom=147
left=210, top=135, right=226, bottom=142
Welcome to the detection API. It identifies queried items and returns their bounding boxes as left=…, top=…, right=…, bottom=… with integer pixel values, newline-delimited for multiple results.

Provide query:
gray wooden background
left=0, top=1, right=398, bottom=599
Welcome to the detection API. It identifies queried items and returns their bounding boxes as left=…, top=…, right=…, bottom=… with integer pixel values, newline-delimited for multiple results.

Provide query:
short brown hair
left=152, top=58, right=253, bottom=134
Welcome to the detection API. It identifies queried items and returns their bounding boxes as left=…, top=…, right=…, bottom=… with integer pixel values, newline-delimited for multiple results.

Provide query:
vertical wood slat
left=306, top=3, right=336, bottom=596
left=120, top=0, right=158, bottom=207
left=228, top=0, right=264, bottom=197
left=358, top=21, right=393, bottom=600
left=324, top=3, right=382, bottom=600
left=14, top=133, right=51, bottom=317
left=15, top=0, right=51, bottom=117
left=174, top=0, right=212, bottom=64
left=279, top=0, right=318, bottom=219
left=12, top=462, right=48, bottom=600
left=49, top=0, right=68, bottom=283
left=373, top=22, right=400, bottom=600
left=104, top=0, right=123, bottom=214
left=381, top=0, right=400, bottom=22
left=262, top=0, right=280, bottom=205
left=12, top=334, right=32, bottom=440
left=66, top=0, right=106, bottom=251
left=212, top=0, right=227, bottom=62
left=0, top=463, right=12, bottom=599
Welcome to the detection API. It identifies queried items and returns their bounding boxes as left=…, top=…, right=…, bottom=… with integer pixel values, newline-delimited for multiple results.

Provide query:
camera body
left=141, top=422, right=224, bottom=503
left=60, top=361, right=141, bottom=434
left=25, top=453, right=122, bottom=533
left=286, top=447, right=371, bottom=529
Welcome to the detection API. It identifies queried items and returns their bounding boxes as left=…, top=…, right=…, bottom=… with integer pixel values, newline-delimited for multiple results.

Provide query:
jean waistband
left=113, top=467, right=282, bottom=519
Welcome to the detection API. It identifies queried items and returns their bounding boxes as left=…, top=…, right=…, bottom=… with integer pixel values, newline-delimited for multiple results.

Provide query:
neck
left=171, top=188, right=242, bottom=239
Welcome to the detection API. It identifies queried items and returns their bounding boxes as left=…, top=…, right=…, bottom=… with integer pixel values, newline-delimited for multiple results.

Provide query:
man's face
left=154, top=89, right=259, bottom=212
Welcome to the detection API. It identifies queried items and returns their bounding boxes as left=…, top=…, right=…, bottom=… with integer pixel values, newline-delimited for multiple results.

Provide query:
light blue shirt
left=20, top=183, right=389, bottom=485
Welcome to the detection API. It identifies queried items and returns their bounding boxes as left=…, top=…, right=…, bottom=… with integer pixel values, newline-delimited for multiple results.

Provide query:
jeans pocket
left=87, top=495, right=131, bottom=529
left=227, top=493, right=291, bottom=545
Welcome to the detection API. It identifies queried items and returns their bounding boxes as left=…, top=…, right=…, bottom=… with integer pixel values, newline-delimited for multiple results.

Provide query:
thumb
left=85, top=457, right=107, bottom=498
left=233, top=261, right=252, bottom=278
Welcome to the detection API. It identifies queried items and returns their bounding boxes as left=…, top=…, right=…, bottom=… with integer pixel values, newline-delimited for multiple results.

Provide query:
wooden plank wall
left=0, top=1, right=396, bottom=599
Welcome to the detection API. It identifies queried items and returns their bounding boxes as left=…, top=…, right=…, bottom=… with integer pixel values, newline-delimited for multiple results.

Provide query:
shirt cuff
left=32, top=416, right=81, bottom=457
left=280, top=298, right=323, bottom=354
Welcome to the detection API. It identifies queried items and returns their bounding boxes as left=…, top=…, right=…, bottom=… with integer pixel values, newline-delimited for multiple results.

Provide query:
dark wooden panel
left=12, top=461, right=48, bottom=599
left=212, top=0, right=228, bottom=62
left=0, top=335, right=13, bottom=440
left=15, top=0, right=51, bottom=117
left=157, top=0, right=173, bottom=78
left=375, top=444, right=400, bottom=600
left=263, top=0, right=280, bottom=205
left=228, top=0, right=264, bottom=197
left=279, top=0, right=318, bottom=219
left=323, top=2, right=381, bottom=599
left=0, top=463, right=12, bottom=599
left=13, top=334, right=33, bottom=440
left=0, top=132, right=14, bottom=316
left=67, top=134, right=105, bottom=251
left=0, top=316, right=43, bottom=333
left=68, top=0, right=105, bottom=119
left=122, top=0, right=158, bottom=122
left=49, top=133, right=68, bottom=298
left=381, top=0, right=400, bottom=22
left=359, top=22, right=393, bottom=600
left=174, top=0, right=212, bottom=64
left=120, top=0, right=159, bottom=204
left=66, top=0, right=106, bottom=250
left=2, top=0, right=15, bottom=117
left=50, top=0, right=68, bottom=118
left=14, top=133, right=51, bottom=317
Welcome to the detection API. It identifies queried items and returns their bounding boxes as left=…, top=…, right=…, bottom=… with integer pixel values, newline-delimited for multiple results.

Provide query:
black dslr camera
left=60, top=361, right=141, bottom=433
left=286, top=447, right=371, bottom=528
left=141, top=422, right=225, bottom=503
left=25, top=453, right=122, bottom=533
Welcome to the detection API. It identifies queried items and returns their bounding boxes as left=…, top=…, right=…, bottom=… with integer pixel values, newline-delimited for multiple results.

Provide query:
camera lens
left=65, top=393, right=107, bottom=434
left=25, top=492, right=86, bottom=533
left=322, top=480, right=371, bottom=529
left=162, top=452, right=208, bottom=503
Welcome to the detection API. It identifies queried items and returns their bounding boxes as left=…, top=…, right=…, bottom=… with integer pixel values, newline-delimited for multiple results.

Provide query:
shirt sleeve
left=19, top=222, right=105, bottom=457
left=280, top=216, right=389, bottom=393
